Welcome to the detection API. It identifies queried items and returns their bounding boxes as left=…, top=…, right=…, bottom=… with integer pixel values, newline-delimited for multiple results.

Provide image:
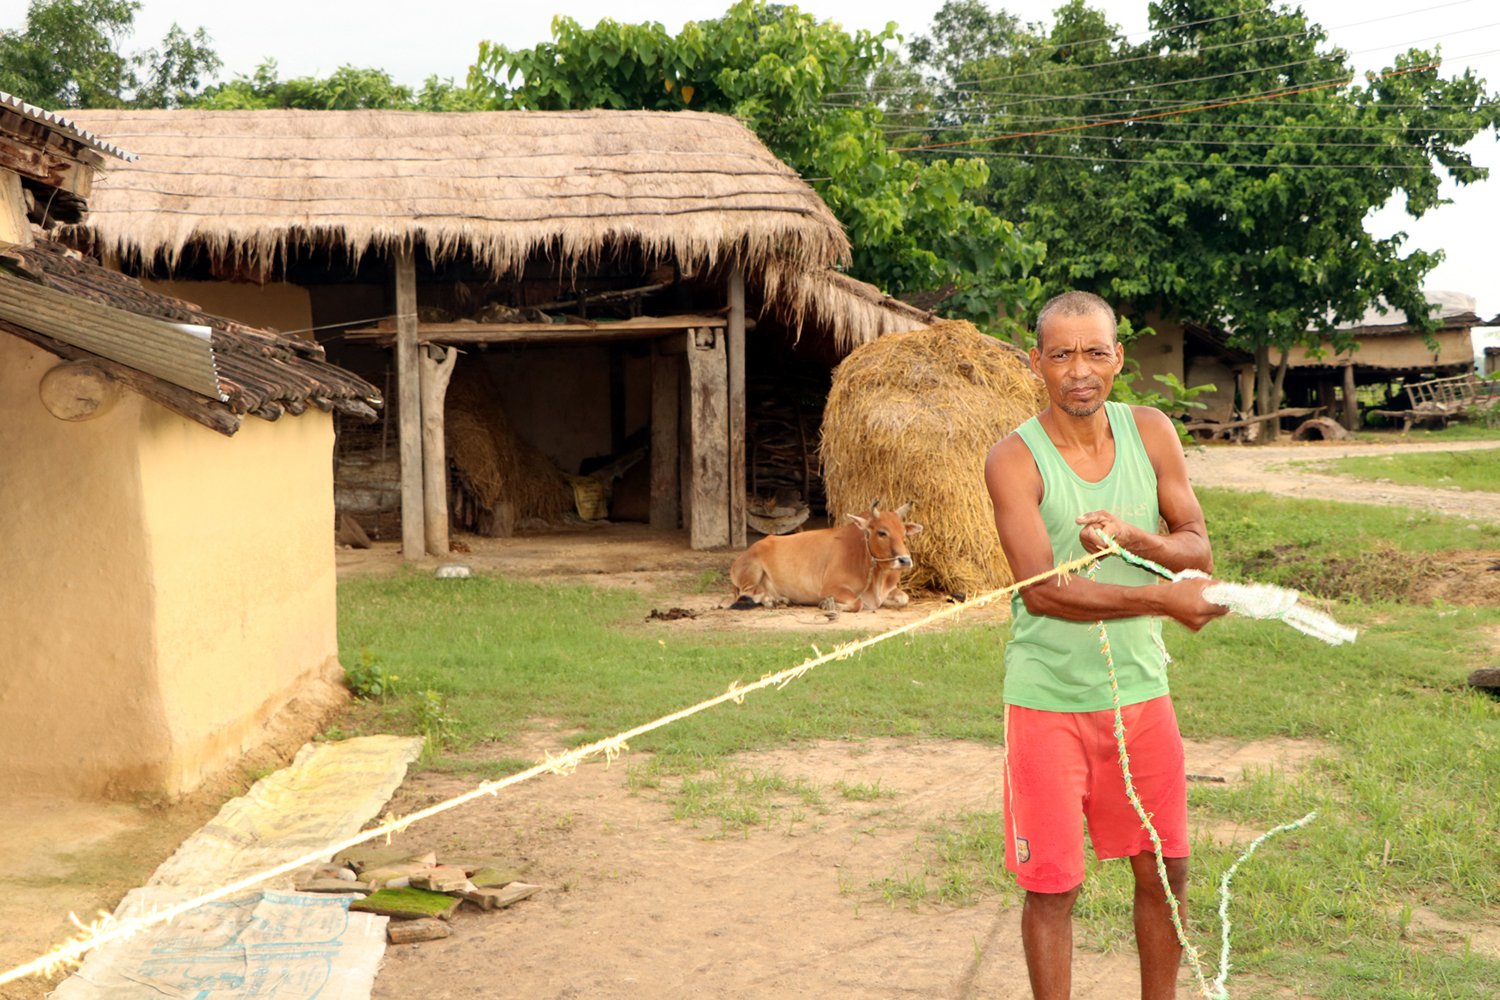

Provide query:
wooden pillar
left=727, top=267, right=747, bottom=549
left=650, top=338, right=682, bottom=531
left=685, top=326, right=729, bottom=549
left=1342, top=362, right=1359, bottom=430
left=420, top=344, right=457, bottom=556
left=394, top=247, right=425, bottom=559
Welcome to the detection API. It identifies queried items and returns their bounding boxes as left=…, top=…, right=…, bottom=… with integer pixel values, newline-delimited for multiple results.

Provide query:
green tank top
left=1003, top=401, right=1169, bottom=711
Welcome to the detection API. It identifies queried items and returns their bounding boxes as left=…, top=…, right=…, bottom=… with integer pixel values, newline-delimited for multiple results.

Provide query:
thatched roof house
left=65, top=108, right=921, bottom=350
left=63, top=108, right=931, bottom=552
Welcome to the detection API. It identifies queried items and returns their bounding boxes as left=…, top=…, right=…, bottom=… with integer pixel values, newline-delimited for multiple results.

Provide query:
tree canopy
left=469, top=0, right=1047, bottom=332
left=893, top=0, right=1499, bottom=365
left=0, top=0, right=218, bottom=108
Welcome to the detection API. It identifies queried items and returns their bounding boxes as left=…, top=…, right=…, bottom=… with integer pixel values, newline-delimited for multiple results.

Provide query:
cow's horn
left=870, top=499, right=881, bottom=516
left=896, top=502, right=912, bottom=519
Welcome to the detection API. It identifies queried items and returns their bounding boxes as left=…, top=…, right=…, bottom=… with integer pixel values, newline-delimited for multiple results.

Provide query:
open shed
left=63, top=108, right=932, bottom=556
left=0, top=94, right=383, bottom=798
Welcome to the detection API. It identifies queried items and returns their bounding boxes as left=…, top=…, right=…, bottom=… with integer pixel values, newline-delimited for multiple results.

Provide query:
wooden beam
left=650, top=339, right=682, bottom=531
left=0, top=138, right=92, bottom=196
left=685, top=327, right=729, bottom=549
left=420, top=344, right=457, bottom=556
left=394, top=246, right=425, bottom=559
left=727, top=267, right=747, bottom=549
left=342, top=314, right=735, bottom=346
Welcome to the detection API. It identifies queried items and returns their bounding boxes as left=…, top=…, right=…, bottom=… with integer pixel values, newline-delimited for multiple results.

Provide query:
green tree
left=902, top=0, right=1499, bottom=414
left=0, top=0, right=219, bottom=108
left=469, top=0, right=1046, bottom=332
left=191, top=60, right=484, bottom=112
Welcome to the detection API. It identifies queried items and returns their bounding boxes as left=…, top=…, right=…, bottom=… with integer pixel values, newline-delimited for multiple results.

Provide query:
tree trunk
left=1254, top=344, right=1272, bottom=445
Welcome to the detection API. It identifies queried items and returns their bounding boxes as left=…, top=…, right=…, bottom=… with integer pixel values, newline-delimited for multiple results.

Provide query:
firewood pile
left=747, top=364, right=831, bottom=516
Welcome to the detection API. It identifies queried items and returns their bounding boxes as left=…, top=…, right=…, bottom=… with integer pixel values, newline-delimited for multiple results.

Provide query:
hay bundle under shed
left=446, top=365, right=573, bottom=528
left=821, top=320, right=1048, bottom=596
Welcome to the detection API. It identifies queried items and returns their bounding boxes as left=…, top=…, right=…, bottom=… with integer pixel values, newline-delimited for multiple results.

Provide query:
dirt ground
left=6, top=438, right=1499, bottom=999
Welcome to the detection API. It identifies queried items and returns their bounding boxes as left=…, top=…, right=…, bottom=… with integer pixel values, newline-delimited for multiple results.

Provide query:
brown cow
left=729, top=501, right=923, bottom=612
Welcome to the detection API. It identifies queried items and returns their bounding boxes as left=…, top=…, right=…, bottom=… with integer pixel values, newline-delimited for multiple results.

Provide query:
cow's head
left=849, top=500, right=923, bottom=569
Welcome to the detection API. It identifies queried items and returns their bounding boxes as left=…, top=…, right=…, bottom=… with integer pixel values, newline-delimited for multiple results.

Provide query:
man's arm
left=985, top=433, right=1223, bottom=629
left=1074, top=406, right=1214, bottom=575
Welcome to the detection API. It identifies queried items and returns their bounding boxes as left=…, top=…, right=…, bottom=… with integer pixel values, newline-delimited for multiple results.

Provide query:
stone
left=466, top=865, right=524, bottom=888
left=361, top=861, right=438, bottom=890
left=387, top=918, right=453, bottom=945
left=460, top=882, right=543, bottom=911
left=409, top=866, right=472, bottom=893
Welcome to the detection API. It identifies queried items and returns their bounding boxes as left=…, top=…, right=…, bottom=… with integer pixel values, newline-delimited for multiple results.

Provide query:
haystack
left=821, top=320, right=1048, bottom=596
left=445, top=364, right=573, bottom=525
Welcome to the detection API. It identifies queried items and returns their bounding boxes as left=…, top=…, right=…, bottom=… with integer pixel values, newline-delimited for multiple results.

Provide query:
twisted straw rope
left=0, top=546, right=1116, bottom=987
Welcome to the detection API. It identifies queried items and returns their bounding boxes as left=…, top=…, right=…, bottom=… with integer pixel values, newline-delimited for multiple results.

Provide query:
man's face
left=1030, top=311, right=1124, bottom=418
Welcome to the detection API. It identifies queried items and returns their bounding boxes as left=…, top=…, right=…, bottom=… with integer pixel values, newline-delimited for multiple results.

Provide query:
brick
left=461, top=882, right=542, bottom=911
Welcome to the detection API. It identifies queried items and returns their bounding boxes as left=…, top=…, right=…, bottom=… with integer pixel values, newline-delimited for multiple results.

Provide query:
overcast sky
left=12, top=0, right=1499, bottom=334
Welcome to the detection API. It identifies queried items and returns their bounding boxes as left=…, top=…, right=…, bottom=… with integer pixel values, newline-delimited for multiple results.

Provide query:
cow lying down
left=729, top=501, right=923, bottom=612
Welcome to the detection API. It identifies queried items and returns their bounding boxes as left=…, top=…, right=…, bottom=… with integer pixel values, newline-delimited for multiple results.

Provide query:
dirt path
left=368, top=737, right=1320, bottom=1000
left=1185, top=439, right=1500, bottom=522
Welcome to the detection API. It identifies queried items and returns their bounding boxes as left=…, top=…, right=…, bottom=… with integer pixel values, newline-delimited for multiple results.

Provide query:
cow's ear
left=848, top=513, right=869, bottom=530
left=904, top=522, right=924, bottom=536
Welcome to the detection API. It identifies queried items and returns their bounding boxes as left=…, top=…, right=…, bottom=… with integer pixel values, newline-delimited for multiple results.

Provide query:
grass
left=336, top=493, right=1500, bottom=998
left=1303, top=450, right=1500, bottom=494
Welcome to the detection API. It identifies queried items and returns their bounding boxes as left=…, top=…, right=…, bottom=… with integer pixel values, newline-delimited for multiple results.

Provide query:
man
left=984, top=291, right=1227, bottom=1000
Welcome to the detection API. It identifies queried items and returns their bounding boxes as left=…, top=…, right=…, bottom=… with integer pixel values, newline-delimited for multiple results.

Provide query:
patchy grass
left=1305, top=449, right=1500, bottom=494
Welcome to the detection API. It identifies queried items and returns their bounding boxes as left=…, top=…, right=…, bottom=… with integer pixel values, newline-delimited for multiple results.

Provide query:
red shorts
left=1003, top=695, right=1189, bottom=894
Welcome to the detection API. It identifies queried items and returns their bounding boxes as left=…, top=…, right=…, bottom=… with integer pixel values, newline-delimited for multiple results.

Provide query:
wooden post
left=650, top=339, right=682, bottom=531
left=420, top=344, right=457, bottom=556
left=727, top=266, right=747, bottom=549
left=394, top=246, right=425, bottom=559
left=1342, top=362, right=1359, bottom=430
left=685, top=326, right=729, bottom=549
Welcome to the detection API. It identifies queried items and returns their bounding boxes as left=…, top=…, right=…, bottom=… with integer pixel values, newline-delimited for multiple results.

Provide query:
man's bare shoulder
left=985, top=431, right=1043, bottom=500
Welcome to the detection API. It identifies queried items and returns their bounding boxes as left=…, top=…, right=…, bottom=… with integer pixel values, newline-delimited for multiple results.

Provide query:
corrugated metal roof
left=0, top=92, right=137, bottom=161
left=0, top=269, right=223, bottom=398
left=1315, top=290, right=1481, bottom=333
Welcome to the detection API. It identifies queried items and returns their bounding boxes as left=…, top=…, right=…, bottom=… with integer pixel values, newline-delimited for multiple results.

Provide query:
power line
left=845, top=22, right=1500, bottom=114
left=842, top=0, right=1488, bottom=97
left=844, top=0, right=1489, bottom=97
left=930, top=148, right=1460, bottom=170
left=888, top=51, right=1500, bottom=153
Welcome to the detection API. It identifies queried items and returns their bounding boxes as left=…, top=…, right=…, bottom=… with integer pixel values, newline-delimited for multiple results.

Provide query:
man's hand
left=1159, top=576, right=1229, bottom=631
left=1076, top=510, right=1141, bottom=555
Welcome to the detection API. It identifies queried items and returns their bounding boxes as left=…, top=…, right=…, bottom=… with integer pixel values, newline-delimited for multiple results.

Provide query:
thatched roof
left=0, top=241, right=381, bottom=435
left=62, top=108, right=850, bottom=281
left=768, top=268, right=935, bottom=350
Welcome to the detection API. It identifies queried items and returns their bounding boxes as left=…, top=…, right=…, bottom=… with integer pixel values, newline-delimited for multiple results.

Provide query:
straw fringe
left=62, top=109, right=849, bottom=284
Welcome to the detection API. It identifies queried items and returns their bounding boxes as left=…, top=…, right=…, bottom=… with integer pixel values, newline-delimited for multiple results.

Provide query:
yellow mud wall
left=1284, top=329, right=1475, bottom=369
left=0, top=334, right=172, bottom=797
left=136, top=404, right=342, bottom=795
left=1127, top=313, right=1186, bottom=385
left=141, top=279, right=314, bottom=340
